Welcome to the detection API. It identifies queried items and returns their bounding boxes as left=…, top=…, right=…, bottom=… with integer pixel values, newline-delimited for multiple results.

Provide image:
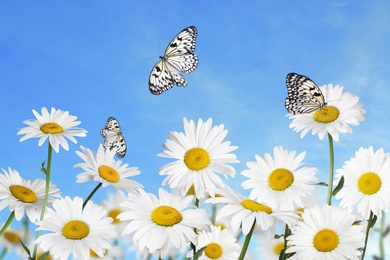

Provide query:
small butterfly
left=285, top=72, right=327, bottom=115
left=149, top=26, right=199, bottom=95
left=100, top=117, right=126, bottom=158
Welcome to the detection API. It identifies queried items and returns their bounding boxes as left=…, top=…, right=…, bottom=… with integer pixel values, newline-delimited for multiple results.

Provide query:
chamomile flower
left=118, top=188, right=211, bottom=259
left=241, top=146, right=318, bottom=211
left=288, top=84, right=365, bottom=141
left=187, top=225, right=240, bottom=260
left=335, top=147, right=390, bottom=218
left=206, top=186, right=299, bottom=238
left=74, top=145, right=142, bottom=193
left=17, top=107, right=87, bottom=152
left=158, top=118, right=239, bottom=199
left=0, top=225, right=30, bottom=257
left=286, top=205, right=365, bottom=260
left=99, top=191, right=128, bottom=237
left=35, top=196, right=116, bottom=260
left=257, top=235, right=288, bottom=260
left=0, top=167, right=60, bottom=222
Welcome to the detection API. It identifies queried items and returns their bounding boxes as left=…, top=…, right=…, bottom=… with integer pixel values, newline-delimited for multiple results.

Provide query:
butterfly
left=100, top=117, right=127, bottom=158
left=149, top=26, right=199, bottom=95
left=285, top=72, right=327, bottom=115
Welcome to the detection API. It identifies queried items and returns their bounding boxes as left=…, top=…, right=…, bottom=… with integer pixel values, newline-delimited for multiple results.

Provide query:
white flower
left=0, top=225, right=31, bottom=257
left=286, top=205, right=365, bottom=260
left=241, top=146, right=318, bottom=211
left=335, top=146, right=390, bottom=218
left=99, top=191, right=128, bottom=237
left=288, top=84, right=365, bottom=141
left=118, top=188, right=211, bottom=259
left=0, top=167, right=60, bottom=222
left=35, top=196, right=116, bottom=260
left=206, top=186, right=299, bottom=239
left=74, top=145, right=142, bottom=193
left=188, top=225, right=240, bottom=260
left=257, top=235, right=287, bottom=260
left=158, top=118, right=239, bottom=199
left=17, top=107, right=87, bottom=152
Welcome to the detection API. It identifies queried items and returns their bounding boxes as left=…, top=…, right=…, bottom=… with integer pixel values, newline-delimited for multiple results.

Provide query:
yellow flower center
left=108, top=208, right=122, bottom=224
left=268, top=168, right=294, bottom=191
left=313, top=106, right=339, bottom=123
left=151, top=206, right=182, bottom=226
left=241, top=199, right=272, bottom=214
left=313, top=229, right=339, bottom=252
left=358, top=172, right=382, bottom=195
left=10, top=185, right=37, bottom=203
left=40, top=123, right=64, bottom=134
left=204, top=242, right=223, bottom=259
left=184, top=147, right=210, bottom=171
left=4, top=231, right=19, bottom=244
left=98, top=165, right=120, bottom=183
left=90, top=248, right=107, bottom=258
left=62, top=220, right=89, bottom=240
left=274, top=242, right=289, bottom=255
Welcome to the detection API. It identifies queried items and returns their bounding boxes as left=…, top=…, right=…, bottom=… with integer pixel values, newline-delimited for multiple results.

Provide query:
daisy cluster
left=0, top=81, right=389, bottom=260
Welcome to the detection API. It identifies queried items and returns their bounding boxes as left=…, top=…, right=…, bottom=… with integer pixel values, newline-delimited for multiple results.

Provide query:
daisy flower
left=74, top=145, right=142, bottom=193
left=286, top=205, right=365, bottom=260
left=241, top=146, right=318, bottom=211
left=35, top=196, right=116, bottom=260
left=99, top=191, right=128, bottom=237
left=288, top=84, right=365, bottom=141
left=206, top=186, right=299, bottom=239
left=334, top=146, right=390, bottom=218
left=257, top=235, right=288, bottom=260
left=187, top=225, right=240, bottom=260
left=0, top=167, right=60, bottom=222
left=158, top=118, right=239, bottom=199
left=0, top=225, right=31, bottom=258
left=17, top=107, right=87, bottom=153
left=117, top=188, right=211, bottom=259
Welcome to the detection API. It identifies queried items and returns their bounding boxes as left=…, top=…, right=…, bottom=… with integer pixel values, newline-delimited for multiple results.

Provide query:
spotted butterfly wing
left=100, top=117, right=126, bottom=158
left=149, top=26, right=199, bottom=95
left=285, top=73, right=327, bottom=115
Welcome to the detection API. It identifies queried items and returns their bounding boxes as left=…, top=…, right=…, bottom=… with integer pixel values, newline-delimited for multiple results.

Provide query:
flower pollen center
left=205, top=242, right=223, bottom=259
left=10, top=185, right=37, bottom=203
left=241, top=199, right=272, bottom=214
left=108, top=208, right=122, bottom=224
left=151, top=205, right=182, bottom=226
left=358, top=172, right=382, bottom=195
left=314, top=106, right=339, bottom=123
left=184, top=147, right=210, bottom=171
left=62, top=220, right=89, bottom=240
left=40, top=123, right=64, bottom=134
left=274, top=242, right=288, bottom=254
left=4, top=231, right=19, bottom=244
left=268, top=168, right=294, bottom=191
left=98, top=165, right=120, bottom=183
left=313, top=229, right=339, bottom=252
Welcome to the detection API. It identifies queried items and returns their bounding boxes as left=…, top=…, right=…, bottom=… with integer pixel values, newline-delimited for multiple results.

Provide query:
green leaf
left=332, top=175, right=344, bottom=196
left=41, top=161, right=47, bottom=175
left=193, top=246, right=206, bottom=260
left=316, top=182, right=328, bottom=187
left=18, top=238, right=31, bottom=258
left=38, top=251, right=50, bottom=260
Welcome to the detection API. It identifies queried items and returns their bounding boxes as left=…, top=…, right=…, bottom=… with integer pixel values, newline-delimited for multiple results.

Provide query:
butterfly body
left=285, top=73, right=327, bottom=115
left=149, top=26, right=198, bottom=95
left=100, top=117, right=126, bottom=158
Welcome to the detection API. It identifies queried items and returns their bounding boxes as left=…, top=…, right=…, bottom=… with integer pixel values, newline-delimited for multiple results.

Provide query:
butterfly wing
left=149, top=26, right=198, bottom=95
left=285, top=73, right=326, bottom=115
left=100, top=117, right=127, bottom=158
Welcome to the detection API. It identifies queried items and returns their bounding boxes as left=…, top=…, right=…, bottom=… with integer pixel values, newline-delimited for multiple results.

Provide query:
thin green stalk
left=327, top=133, right=334, bottom=205
left=279, top=224, right=291, bottom=260
left=0, top=247, right=7, bottom=260
left=238, top=219, right=256, bottom=260
left=82, top=182, right=103, bottom=209
left=361, top=211, right=374, bottom=260
left=32, top=143, right=53, bottom=259
left=0, top=211, right=15, bottom=237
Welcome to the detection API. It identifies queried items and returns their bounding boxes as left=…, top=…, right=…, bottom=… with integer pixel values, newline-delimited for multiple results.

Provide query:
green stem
left=279, top=224, right=291, bottom=260
left=238, top=220, right=256, bottom=260
left=326, top=133, right=334, bottom=205
left=361, top=211, right=374, bottom=260
left=82, top=182, right=103, bottom=209
left=0, top=211, right=15, bottom=237
left=0, top=247, right=7, bottom=260
left=32, top=143, right=53, bottom=259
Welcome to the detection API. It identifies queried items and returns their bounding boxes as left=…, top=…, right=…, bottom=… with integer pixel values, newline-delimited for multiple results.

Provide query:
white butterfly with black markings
left=100, top=117, right=126, bottom=158
left=285, top=72, right=327, bottom=115
left=149, top=26, right=199, bottom=95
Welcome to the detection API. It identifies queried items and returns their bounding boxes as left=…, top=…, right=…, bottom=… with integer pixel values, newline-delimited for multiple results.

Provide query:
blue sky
left=1, top=1, right=390, bottom=259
